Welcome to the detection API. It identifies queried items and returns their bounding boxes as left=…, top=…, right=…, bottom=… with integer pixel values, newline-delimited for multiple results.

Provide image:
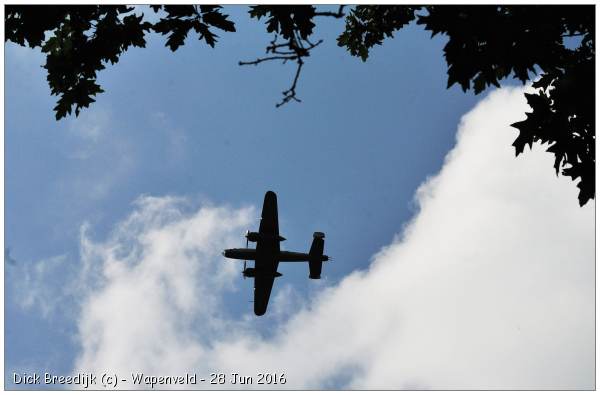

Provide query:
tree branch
left=561, top=32, right=586, bottom=38
left=240, top=6, right=344, bottom=107
left=239, top=35, right=323, bottom=107
left=314, top=5, right=346, bottom=18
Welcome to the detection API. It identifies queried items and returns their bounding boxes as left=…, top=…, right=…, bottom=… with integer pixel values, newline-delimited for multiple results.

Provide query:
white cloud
left=67, top=87, right=593, bottom=389
left=68, top=108, right=111, bottom=144
left=59, top=107, right=136, bottom=200
left=73, top=196, right=255, bottom=383
left=7, top=254, right=71, bottom=319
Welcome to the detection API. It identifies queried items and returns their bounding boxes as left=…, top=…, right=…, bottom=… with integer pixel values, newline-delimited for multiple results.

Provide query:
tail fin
left=309, top=232, right=327, bottom=279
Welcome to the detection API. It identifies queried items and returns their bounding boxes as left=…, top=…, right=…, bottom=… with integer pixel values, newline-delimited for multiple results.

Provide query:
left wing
left=259, top=191, right=279, bottom=236
left=253, top=265, right=277, bottom=316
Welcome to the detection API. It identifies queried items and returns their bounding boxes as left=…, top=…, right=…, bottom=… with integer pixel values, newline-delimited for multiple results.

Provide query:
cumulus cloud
left=73, top=196, right=254, bottom=380
left=70, top=87, right=593, bottom=389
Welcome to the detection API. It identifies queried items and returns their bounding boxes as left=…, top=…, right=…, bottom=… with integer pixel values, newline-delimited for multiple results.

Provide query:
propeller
left=243, top=230, right=249, bottom=278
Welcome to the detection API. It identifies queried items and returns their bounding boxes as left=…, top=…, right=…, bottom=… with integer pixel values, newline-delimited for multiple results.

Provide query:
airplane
left=222, top=191, right=329, bottom=316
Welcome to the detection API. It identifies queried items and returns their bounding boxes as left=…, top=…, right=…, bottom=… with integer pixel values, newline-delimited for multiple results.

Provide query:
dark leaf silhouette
left=7, top=5, right=152, bottom=120
left=337, top=5, right=594, bottom=205
left=4, top=5, right=595, bottom=205
left=337, top=6, right=419, bottom=61
left=249, top=5, right=316, bottom=40
left=6, top=5, right=235, bottom=119
left=153, top=5, right=235, bottom=50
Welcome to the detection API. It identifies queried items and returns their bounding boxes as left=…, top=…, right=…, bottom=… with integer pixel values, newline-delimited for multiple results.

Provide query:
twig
left=239, top=6, right=345, bottom=107
left=240, top=35, right=323, bottom=106
left=277, top=57, right=303, bottom=107
left=239, top=55, right=298, bottom=66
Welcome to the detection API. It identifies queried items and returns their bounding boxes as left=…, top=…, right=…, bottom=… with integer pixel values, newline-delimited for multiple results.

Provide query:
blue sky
left=5, top=6, right=594, bottom=390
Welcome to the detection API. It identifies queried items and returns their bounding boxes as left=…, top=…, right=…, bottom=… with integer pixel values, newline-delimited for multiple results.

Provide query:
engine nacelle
left=246, top=231, right=286, bottom=242
left=243, top=267, right=282, bottom=278
left=245, top=232, right=261, bottom=242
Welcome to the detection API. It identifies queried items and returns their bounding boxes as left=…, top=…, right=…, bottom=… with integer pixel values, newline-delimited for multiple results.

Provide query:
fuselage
left=223, top=248, right=328, bottom=262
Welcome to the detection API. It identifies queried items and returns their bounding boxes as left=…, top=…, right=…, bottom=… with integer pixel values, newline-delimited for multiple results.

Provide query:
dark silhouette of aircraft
left=223, top=191, right=329, bottom=316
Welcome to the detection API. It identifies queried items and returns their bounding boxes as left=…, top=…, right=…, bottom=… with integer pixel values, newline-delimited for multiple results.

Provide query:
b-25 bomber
left=223, top=191, right=329, bottom=316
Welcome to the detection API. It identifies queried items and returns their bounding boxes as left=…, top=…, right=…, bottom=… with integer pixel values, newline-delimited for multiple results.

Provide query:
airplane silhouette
left=222, top=191, right=329, bottom=316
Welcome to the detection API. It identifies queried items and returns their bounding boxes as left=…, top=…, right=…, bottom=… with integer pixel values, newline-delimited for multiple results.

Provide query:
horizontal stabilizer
left=309, top=232, right=326, bottom=279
